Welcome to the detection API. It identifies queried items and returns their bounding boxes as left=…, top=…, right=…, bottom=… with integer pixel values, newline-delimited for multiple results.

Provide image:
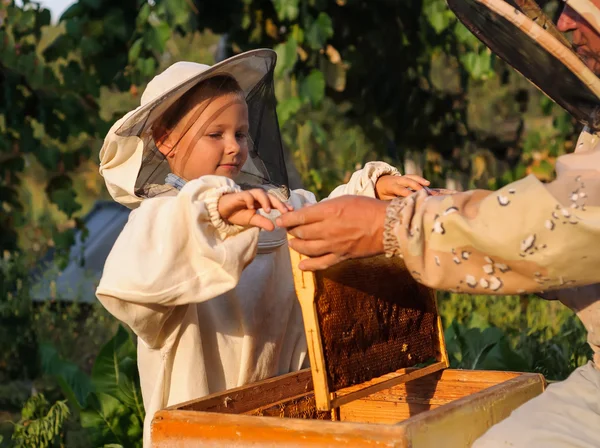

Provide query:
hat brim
left=447, top=0, right=600, bottom=130
left=115, top=49, right=277, bottom=137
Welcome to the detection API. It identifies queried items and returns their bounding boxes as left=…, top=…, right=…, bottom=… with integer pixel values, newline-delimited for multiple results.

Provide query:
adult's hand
left=276, top=196, right=388, bottom=271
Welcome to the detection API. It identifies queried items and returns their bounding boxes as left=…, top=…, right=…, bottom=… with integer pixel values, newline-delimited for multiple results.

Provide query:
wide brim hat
left=446, top=0, right=600, bottom=130
left=115, top=49, right=277, bottom=138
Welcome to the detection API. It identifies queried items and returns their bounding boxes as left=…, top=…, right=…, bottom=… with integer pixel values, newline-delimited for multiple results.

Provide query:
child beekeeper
left=95, top=49, right=431, bottom=446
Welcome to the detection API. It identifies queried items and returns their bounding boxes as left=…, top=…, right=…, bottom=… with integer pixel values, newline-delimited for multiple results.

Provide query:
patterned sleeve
left=384, top=172, right=600, bottom=295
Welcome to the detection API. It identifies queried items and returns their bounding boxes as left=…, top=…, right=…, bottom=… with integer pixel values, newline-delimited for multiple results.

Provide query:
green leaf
left=423, top=0, right=455, bottom=34
left=166, top=0, right=191, bottom=27
left=49, top=188, right=82, bottom=218
left=35, top=145, right=61, bottom=171
left=276, top=97, right=302, bottom=125
left=82, top=0, right=102, bottom=10
left=37, top=9, right=51, bottom=28
left=300, top=70, right=325, bottom=107
left=80, top=393, right=129, bottom=445
left=39, top=343, right=94, bottom=410
left=92, top=326, right=144, bottom=419
left=43, top=34, right=72, bottom=62
left=88, top=19, right=105, bottom=37
left=65, top=18, right=82, bottom=38
left=274, top=38, right=297, bottom=77
left=128, top=38, right=143, bottom=64
left=444, top=322, right=506, bottom=369
left=480, top=339, right=530, bottom=371
left=291, top=24, right=304, bottom=44
left=146, top=21, right=171, bottom=53
left=272, top=0, right=300, bottom=21
left=454, top=21, right=477, bottom=45
left=136, top=3, right=152, bottom=30
left=60, top=3, right=85, bottom=20
left=80, top=36, right=103, bottom=58
left=306, top=12, right=333, bottom=50
left=460, top=50, right=492, bottom=80
left=103, top=9, right=129, bottom=41
left=143, top=57, right=157, bottom=78
left=17, top=10, right=36, bottom=31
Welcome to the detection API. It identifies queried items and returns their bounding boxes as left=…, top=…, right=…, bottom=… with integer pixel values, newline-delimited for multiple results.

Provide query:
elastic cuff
left=204, top=186, right=246, bottom=239
left=368, top=162, right=401, bottom=185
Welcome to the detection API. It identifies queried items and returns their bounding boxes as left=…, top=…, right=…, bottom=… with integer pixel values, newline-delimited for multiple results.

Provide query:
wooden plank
left=151, top=409, right=409, bottom=447
left=166, top=369, right=313, bottom=414
left=433, top=369, right=522, bottom=383
left=359, top=380, right=493, bottom=404
left=340, top=400, right=436, bottom=424
left=358, top=369, right=523, bottom=404
left=288, top=237, right=331, bottom=411
left=331, top=361, right=447, bottom=409
left=435, top=312, right=450, bottom=368
left=398, top=373, right=546, bottom=447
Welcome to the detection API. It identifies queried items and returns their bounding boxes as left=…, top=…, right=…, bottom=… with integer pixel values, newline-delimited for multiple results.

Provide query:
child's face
left=161, top=92, right=250, bottom=180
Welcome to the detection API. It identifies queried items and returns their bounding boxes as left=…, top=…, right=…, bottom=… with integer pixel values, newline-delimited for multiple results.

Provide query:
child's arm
left=96, top=175, right=286, bottom=348
left=327, top=162, right=429, bottom=200
left=289, top=162, right=431, bottom=209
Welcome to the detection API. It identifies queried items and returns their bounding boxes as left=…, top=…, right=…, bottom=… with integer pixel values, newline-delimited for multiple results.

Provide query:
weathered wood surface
left=331, top=361, right=448, bottom=408
left=166, top=369, right=313, bottom=414
left=153, top=370, right=546, bottom=447
left=398, top=372, right=546, bottom=447
left=288, top=239, right=331, bottom=410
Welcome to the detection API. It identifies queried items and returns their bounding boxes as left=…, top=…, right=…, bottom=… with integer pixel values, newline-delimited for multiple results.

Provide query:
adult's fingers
left=286, top=221, right=329, bottom=240
left=288, top=237, right=331, bottom=257
left=298, top=253, right=342, bottom=271
left=276, top=202, right=331, bottom=228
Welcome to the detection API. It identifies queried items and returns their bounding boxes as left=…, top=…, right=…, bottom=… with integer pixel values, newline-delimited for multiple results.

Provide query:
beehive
left=151, top=243, right=546, bottom=447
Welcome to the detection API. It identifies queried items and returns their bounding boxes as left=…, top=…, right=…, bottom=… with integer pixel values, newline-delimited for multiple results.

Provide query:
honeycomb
left=313, top=255, right=440, bottom=390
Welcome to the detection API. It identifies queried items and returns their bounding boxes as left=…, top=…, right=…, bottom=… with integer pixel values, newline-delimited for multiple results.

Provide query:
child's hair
left=152, top=75, right=245, bottom=147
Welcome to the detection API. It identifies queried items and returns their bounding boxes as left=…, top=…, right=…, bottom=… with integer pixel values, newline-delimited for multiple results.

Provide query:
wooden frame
left=288, top=238, right=449, bottom=411
left=153, top=369, right=546, bottom=447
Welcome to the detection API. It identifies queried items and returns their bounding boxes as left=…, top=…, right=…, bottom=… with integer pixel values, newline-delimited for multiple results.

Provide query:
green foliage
left=11, top=394, right=69, bottom=448
left=2, top=0, right=581, bottom=253
left=0, top=252, right=38, bottom=383
left=440, top=293, right=592, bottom=380
left=41, top=325, right=144, bottom=448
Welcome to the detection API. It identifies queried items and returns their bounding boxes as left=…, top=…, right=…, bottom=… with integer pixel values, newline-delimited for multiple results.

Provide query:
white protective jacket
left=96, top=115, right=401, bottom=448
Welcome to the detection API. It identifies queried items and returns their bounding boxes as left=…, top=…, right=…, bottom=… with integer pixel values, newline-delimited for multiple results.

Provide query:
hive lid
left=289, top=238, right=449, bottom=411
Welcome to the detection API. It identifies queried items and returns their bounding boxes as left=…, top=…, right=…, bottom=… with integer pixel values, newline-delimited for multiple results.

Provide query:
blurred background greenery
left=0, top=0, right=591, bottom=445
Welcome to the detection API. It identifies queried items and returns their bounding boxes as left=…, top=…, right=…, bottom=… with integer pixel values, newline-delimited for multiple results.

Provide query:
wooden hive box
left=151, top=245, right=546, bottom=447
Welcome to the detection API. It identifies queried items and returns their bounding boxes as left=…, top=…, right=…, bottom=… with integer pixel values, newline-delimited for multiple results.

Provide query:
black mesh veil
left=447, top=0, right=600, bottom=130
left=113, top=50, right=290, bottom=199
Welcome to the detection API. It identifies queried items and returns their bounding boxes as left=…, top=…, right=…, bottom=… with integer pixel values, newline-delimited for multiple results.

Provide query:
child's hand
left=218, top=189, right=293, bottom=231
left=375, top=174, right=431, bottom=200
